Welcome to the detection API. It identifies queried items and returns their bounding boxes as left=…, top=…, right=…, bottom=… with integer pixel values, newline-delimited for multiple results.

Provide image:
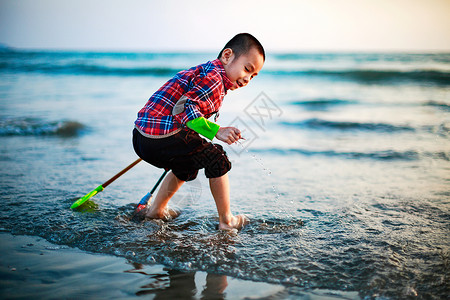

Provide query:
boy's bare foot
left=219, top=214, right=249, bottom=231
left=145, top=207, right=181, bottom=221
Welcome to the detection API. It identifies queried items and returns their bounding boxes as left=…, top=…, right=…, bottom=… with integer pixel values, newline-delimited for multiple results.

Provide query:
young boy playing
left=133, top=33, right=265, bottom=230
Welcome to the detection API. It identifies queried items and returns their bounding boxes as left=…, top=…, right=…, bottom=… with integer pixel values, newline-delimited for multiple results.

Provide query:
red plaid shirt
left=135, top=59, right=234, bottom=136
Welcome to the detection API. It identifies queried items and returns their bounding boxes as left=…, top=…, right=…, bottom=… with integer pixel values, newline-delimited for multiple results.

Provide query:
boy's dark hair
left=217, top=33, right=265, bottom=61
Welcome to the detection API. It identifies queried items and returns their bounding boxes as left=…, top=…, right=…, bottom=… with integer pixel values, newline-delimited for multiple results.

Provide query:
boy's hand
left=216, top=127, right=242, bottom=144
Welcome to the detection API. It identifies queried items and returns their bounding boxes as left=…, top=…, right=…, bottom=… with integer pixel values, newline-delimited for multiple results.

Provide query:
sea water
left=0, top=49, right=449, bottom=299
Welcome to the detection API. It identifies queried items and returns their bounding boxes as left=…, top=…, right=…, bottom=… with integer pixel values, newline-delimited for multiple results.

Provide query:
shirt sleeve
left=172, top=72, right=223, bottom=126
left=186, top=117, right=220, bottom=140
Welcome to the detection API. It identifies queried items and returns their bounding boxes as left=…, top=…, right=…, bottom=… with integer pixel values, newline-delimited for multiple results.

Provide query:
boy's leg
left=146, top=171, right=184, bottom=219
left=209, top=173, right=248, bottom=230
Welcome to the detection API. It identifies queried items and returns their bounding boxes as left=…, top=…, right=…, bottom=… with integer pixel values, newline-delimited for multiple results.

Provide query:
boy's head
left=218, top=33, right=265, bottom=90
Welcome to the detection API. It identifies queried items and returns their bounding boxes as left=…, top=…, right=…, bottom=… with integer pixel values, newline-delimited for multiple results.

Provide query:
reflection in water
left=202, top=274, right=227, bottom=299
left=123, top=261, right=362, bottom=299
left=126, top=263, right=228, bottom=299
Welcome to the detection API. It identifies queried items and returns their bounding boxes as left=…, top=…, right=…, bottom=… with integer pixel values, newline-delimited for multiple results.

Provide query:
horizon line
left=2, top=45, right=450, bottom=55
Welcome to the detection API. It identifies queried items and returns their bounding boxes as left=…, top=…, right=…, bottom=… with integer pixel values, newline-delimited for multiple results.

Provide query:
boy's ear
left=220, top=48, right=234, bottom=65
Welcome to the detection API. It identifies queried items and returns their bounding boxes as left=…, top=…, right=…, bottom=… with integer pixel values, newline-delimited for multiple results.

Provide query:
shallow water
left=0, top=50, right=449, bottom=299
left=1, top=233, right=301, bottom=299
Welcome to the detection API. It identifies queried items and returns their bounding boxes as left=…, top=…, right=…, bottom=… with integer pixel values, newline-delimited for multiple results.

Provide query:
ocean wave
left=250, top=148, right=449, bottom=161
left=265, top=69, right=450, bottom=86
left=0, top=61, right=180, bottom=77
left=280, top=118, right=415, bottom=132
left=0, top=118, right=86, bottom=137
left=291, top=98, right=356, bottom=110
left=423, top=101, right=450, bottom=111
left=272, top=52, right=450, bottom=64
left=2, top=50, right=449, bottom=85
left=3, top=61, right=448, bottom=84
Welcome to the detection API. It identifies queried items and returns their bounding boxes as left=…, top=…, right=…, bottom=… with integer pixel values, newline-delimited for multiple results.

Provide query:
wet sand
left=0, top=233, right=289, bottom=299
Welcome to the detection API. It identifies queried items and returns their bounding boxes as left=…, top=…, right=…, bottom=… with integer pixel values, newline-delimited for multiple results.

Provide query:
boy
left=133, top=33, right=265, bottom=230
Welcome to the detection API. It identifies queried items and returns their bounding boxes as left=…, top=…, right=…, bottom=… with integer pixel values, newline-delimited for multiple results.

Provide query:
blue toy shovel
left=132, top=169, right=169, bottom=218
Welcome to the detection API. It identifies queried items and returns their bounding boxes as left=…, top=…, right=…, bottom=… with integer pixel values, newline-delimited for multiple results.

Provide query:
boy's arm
left=188, top=118, right=242, bottom=144
left=186, top=117, right=220, bottom=140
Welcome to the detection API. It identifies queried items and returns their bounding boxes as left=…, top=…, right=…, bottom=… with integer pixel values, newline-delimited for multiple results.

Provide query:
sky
left=1, top=0, right=449, bottom=52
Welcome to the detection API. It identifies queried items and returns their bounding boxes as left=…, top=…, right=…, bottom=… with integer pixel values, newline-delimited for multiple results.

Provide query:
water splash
left=236, top=140, right=285, bottom=218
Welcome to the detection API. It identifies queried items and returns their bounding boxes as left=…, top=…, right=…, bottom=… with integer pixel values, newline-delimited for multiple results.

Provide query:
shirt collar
left=212, top=59, right=234, bottom=91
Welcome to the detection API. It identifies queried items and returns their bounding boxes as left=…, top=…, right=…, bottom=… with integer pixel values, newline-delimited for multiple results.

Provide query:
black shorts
left=132, top=128, right=231, bottom=181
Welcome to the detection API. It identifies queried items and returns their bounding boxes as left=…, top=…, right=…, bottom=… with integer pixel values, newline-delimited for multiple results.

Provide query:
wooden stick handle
left=102, top=158, right=142, bottom=188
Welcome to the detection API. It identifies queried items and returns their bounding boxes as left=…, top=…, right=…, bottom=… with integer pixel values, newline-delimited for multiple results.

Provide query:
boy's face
left=220, top=47, right=264, bottom=90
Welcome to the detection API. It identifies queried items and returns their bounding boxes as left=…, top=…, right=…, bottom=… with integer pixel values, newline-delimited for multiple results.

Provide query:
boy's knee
left=173, top=169, right=199, bottom=182
left=205, top=154, right=231, bottom=178
left=203, top=144, right=231, bottom=178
